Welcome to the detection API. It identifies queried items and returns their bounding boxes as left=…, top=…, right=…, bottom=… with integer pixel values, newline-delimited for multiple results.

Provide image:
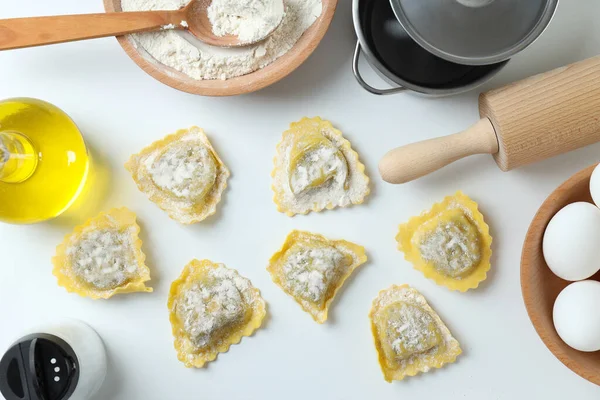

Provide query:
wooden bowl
left=521, top=163, right=600, bottom=386
left=103, top=0, right=338, bottom=96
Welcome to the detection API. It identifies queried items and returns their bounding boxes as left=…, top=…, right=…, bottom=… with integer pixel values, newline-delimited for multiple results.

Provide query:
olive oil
left=0, top=98, right=89, bottom=224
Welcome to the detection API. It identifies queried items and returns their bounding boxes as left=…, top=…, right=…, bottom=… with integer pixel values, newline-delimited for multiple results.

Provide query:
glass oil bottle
left=0, top=98, right=89, bottom=224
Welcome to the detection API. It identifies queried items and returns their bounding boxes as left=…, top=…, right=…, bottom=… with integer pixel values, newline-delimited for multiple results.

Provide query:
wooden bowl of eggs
left=103, top=0, right=337, bottom=96
left=522, top=163, right=600, bottom=386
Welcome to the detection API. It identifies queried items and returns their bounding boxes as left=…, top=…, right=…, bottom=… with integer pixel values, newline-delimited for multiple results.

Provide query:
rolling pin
left=379, top=56, right=600, bottom=184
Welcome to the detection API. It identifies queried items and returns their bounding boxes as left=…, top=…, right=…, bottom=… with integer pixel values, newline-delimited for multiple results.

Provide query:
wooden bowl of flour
left=521, top=164, right=600, bottom=386
left=103, top=0, right=337, bottom=96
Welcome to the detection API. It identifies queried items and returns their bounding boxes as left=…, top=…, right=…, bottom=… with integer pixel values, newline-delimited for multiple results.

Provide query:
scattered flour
left=121, top=0, right=322, bottom=80
left=207, top=0, right=285, bottom=44
left=67, top=228, right=138, bottom=289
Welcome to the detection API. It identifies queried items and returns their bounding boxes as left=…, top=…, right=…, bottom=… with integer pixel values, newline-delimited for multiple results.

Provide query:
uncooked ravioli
left=271, top=117, right=370, bottom=216
left=125, top=127, right=229, bottom=224
left=52, top=207, right=152, bottom=299
left=168, top=259, right=266, bottom=368
left=370, top=284, right=461, bottom=381
left=267, top=230, right=367, bottom=323
left=396, top=191, right=492, bottom=292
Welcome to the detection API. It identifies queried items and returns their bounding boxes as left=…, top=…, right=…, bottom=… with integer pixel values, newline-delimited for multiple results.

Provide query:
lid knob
left=455, top=0, right=495, bottom=7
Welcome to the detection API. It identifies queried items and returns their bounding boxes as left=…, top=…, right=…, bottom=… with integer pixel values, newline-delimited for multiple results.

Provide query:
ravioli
left=397, top=191, right=492, bottom=292
left=267, top=230, right=367, bottom=323
left=168, top=259, right=266, bottom=368
left=271, top=117, right=370, bottom=216
left=125, top=126, right=229, bottom=224
left=52, top=207, right=152, bottom=299
left=370, top=285, right=461, bottom=382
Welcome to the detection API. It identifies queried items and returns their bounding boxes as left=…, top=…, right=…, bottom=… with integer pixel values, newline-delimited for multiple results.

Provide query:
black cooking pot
left=352, top=0, right=510, bottom=95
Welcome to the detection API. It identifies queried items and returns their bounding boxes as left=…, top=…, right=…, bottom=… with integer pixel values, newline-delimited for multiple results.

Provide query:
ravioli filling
left=177, top=276, right=249, bottom=349
left=148, top=140, right=217, bottom=201
left=281, top=243, right=348, bottom=305
left=288, top=139, right=348, bottom=195
left=66, top=227, right=138, bottom=290
left=380, top=302, right=442, bottom=363
left=417, top=211, right=482, bottom=278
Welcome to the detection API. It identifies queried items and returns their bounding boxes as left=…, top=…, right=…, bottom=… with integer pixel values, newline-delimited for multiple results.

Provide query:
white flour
left=207, top=0, right=285, bottom=44
left=121, top=0, right=322, bottom=80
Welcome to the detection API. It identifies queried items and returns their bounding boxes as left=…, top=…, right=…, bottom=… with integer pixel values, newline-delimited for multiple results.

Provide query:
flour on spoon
left=207, top=0, right=285, bottom=44
left=121, top=0, right=322, bottom=80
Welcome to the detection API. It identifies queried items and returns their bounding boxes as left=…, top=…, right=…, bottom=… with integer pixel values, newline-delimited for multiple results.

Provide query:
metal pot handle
left=352, top=41, right=407, bottom=95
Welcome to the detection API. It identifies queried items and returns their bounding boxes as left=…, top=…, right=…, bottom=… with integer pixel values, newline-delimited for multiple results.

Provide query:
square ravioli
left=52, top=207, right=152, bottom=299
left=397, top=191, right=492, bottom=292
left=168, top=259, right=266, bottom=368
left=370, top=285, right=461, bottom=382
left=271, top=117, right=370, bottom=216
left=267, top=230, right=367, bottom=323
left=125, top=126, right=229, bottom=224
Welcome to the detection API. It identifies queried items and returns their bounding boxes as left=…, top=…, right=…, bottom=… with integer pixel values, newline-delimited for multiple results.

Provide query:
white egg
left=553, top=280, right=600, bottom=352
left=543, top=202, right=600, bottom=281
left=589, top=163, right=600, bottom=207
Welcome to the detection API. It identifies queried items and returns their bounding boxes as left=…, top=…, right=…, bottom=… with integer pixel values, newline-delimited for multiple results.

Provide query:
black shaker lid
left=0, top=333, right=79, bottom=400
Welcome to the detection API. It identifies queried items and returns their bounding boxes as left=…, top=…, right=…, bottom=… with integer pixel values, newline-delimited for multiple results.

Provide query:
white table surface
left=2, top=1, right=600, bottom=399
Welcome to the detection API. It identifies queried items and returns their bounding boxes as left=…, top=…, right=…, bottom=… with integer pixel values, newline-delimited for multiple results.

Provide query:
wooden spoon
left=0, top=0, right=284, bottom=50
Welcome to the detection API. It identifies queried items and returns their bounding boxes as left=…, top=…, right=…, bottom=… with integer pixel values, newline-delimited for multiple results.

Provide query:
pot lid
left=389, top=0, right=558, bottom=65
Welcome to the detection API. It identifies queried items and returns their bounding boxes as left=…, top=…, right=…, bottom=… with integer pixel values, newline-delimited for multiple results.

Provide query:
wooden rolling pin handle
left=379, top=118, right=499, bottom=184
left=0, top=11, right=186, bottom=51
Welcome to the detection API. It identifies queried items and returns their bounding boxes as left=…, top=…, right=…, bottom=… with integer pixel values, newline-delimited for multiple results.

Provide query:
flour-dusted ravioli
left=125, top=126, right=229, bottom=224
left=397, top=191, right=492, bottom=292
left=370, top=285, right=461, bottom=382
left=168, top=259, right=266, bottom=368
left=52, top=207, right=152, bottom=299
left=271, top=117, right=370, bottom=216
left=267, top=230, right=367, bottom=323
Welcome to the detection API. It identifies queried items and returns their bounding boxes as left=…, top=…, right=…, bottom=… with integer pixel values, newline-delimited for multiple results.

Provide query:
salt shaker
left=0, top=319, right=107, bottom=400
